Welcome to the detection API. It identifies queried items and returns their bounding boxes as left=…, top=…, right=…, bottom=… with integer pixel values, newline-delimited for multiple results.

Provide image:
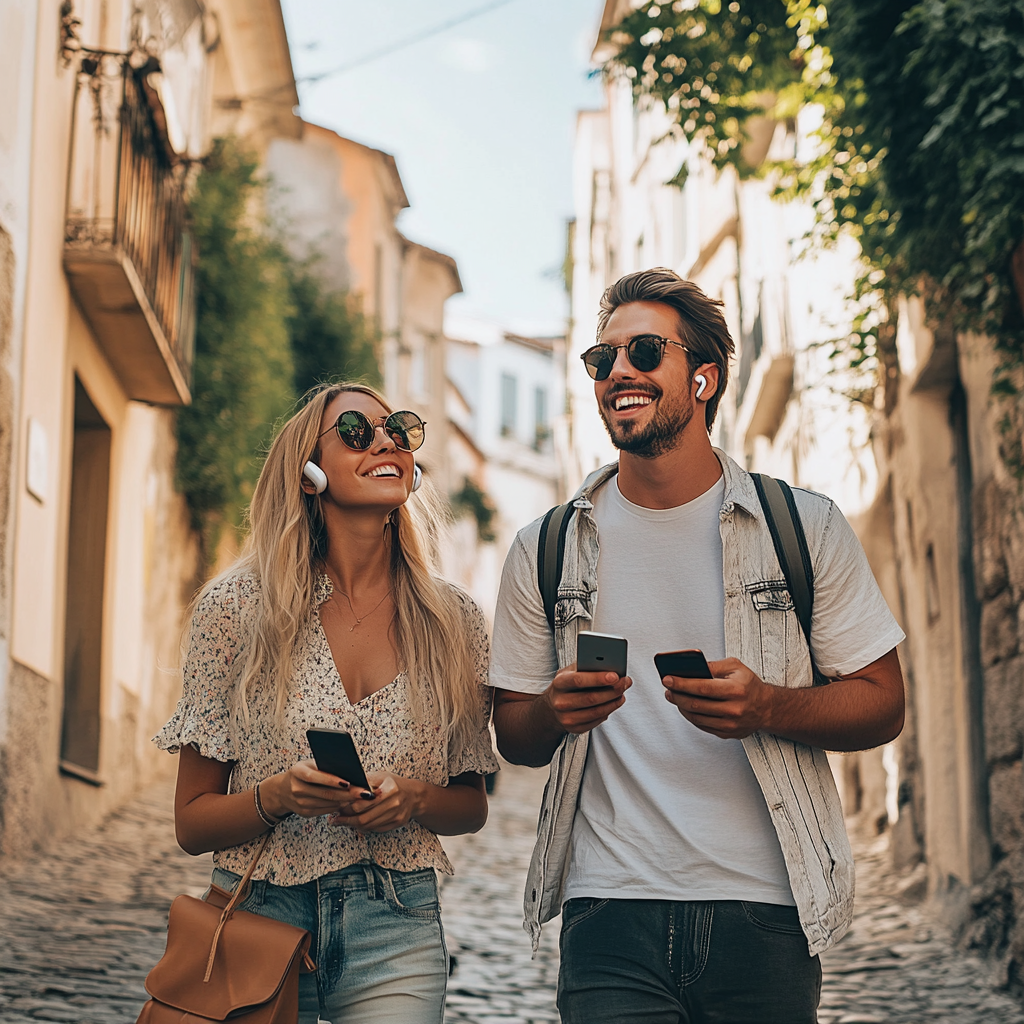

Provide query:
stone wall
left=870, top=323, right=1024, bottom=991
left=962, top=466, right=1024, bottom=987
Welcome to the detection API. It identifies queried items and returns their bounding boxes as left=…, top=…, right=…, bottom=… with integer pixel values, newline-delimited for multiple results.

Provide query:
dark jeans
left=557, top=897, right=821, bottom=1024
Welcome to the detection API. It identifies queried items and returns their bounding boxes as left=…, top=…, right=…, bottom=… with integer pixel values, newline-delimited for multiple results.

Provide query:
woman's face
left=310, top=391, right=417, bottom=513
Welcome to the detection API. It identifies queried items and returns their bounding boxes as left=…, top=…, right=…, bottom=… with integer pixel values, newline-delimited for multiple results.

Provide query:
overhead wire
left=211, top=0, right=525, bottom=109
left=298, top=0, right=522, bottom=84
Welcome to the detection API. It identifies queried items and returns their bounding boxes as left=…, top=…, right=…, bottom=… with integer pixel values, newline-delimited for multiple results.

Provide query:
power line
left=298, top=0, right=522, bottom=85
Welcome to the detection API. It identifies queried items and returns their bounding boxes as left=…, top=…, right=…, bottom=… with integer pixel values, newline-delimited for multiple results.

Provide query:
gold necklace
left=335, top=589, right=391, bottom=631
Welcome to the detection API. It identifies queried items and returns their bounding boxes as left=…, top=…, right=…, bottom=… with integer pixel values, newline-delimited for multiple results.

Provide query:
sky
left=279, top=0, right=606, bottom=335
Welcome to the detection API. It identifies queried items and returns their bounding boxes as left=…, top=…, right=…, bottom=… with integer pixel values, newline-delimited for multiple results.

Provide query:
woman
left=155, top=383, right=498, bottom=1024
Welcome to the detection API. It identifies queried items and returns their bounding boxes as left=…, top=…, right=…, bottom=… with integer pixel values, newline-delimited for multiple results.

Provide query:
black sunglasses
left=318, top=409, right=426, bottom=452
left=581, top=334, right=690, bottom=381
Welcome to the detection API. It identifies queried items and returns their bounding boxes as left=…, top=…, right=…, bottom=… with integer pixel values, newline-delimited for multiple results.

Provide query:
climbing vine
left=449, top=476, right=498, bottom=543
left=176, top=139, right=382, bottom=560
left=604, top=0, right=1024, bottom=446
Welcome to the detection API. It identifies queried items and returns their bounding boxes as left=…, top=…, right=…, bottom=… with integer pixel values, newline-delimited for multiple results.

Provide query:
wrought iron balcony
left=64, top=60, right=195, bottom=405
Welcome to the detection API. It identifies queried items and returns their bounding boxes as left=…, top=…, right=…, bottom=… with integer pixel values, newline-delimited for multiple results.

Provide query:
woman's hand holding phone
left=327, top=772, right=422, bottom=833
left=260, top=759, right=380, bottom=820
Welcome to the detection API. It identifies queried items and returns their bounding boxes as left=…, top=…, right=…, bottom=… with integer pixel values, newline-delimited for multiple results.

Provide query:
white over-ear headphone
left=695, top=374, right=708, bottom=399
left=303, top=461, right=328, bottom=494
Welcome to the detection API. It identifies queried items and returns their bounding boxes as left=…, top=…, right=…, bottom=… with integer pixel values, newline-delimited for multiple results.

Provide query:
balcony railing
left=64, top=61, right=195, bottom=405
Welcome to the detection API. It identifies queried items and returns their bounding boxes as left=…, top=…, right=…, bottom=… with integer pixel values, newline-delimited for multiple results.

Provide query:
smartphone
left=306, top=728, right=371, bottom=791
left=654, top=649, right=713, bottom=680
left=577, top=631, right=628, bottom=677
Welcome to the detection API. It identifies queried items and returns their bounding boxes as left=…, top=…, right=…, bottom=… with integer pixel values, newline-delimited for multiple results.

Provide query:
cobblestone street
left=1, top=763, right=1023, bottom=1023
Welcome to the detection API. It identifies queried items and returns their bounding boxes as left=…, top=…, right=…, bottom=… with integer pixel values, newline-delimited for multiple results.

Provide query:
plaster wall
left=266, top=131, right=353, bottom=292
left=0, top=0, right=38, bottom=761
left=444, top=328, right=565, bottom=621
left=398, top=245, right=460, bottom=494
left=0, top=0, right=278, bottom=856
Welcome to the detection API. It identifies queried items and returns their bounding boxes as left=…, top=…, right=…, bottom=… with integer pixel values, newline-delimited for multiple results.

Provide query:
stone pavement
left=0, top=763, right=1023, bottom=1023
left=818, top=825, right=1024, bottom=1024
left=441, top=763, right=559, bottom=1023
left=0, top=778, right=212, bottom=1023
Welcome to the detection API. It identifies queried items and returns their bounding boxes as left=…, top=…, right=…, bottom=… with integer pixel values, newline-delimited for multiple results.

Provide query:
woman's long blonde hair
left=196, top=383, right=481, bottom=754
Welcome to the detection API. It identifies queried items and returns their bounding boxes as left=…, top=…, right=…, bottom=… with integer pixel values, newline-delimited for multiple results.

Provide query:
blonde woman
left=155, top=383, right=498, bottom=1024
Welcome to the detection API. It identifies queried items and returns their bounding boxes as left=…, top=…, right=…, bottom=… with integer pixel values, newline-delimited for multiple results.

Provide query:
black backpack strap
left=537, top=502, right=575, bottom=632
left=751, top=474, right=828, bottom=685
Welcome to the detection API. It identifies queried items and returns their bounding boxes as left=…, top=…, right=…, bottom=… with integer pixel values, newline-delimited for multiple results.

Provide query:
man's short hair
left=597, top=268, right=735, bottom=431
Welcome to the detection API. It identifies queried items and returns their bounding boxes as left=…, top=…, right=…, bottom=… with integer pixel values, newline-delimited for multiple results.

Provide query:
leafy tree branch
left=603, top=0, right=1024, bottom=435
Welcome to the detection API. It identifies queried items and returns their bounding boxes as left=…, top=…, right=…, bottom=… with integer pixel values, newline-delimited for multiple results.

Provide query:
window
left=534, top=386, right=550, bottom=450
left=500, top=373, right=517, bottom=438
left=410, top=345, right=427, bottom=399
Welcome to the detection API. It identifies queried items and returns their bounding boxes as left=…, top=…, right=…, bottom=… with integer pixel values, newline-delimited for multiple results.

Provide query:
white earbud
left=303, top=461, right=328, bottom=495
left=695, top=374, right=708, bottom=399
left=411, top=464, right=422, bottom=493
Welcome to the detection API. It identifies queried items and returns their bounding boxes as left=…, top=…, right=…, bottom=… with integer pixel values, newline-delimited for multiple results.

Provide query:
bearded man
left=490, top=268, right=905, bottom=1023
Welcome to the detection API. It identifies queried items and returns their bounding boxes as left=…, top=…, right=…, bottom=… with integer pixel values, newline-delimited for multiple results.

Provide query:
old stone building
left=0, top=0, right=299, bottom=856
left=266, top=123, right=464, bottom=493
left=876, top=309, right=1024, bottom=984
left=573, top=0, right=1024, bottom=990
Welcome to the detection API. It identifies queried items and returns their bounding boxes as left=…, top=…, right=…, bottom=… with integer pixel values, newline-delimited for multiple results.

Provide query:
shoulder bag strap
left=751, top=474, right=828, bottom=686
left=537, top=502, right=576, bottom=632
left=204, top=830, right=274, bottom=982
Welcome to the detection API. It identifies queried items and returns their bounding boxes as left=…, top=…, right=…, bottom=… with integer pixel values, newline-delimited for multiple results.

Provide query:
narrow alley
left=0, top=762, right=1021, bottom=1023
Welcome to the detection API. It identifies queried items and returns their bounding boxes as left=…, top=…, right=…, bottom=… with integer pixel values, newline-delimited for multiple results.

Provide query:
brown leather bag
left=138, top=833, right=315, bottom=1024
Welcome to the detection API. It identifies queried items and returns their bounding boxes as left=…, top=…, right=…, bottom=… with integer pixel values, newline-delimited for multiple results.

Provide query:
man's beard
left=599, top=387, right=693, bottom=459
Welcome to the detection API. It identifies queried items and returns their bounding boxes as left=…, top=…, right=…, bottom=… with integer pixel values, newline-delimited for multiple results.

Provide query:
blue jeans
left=211, top=863, right=447, bottom=1024
left=558, top=898, right=822, bottom=1023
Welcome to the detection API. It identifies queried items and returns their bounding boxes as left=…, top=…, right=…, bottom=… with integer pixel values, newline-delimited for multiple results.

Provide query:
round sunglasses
left=317, top=409, right=426, bottom=452
left=581, top=334, right=690, bottom=381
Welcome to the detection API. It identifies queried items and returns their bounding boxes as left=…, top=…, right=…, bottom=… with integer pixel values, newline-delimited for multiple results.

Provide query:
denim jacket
left=517, top=450, right=859, bottom=957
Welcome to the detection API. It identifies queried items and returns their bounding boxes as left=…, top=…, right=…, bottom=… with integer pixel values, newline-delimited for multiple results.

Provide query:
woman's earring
left=303, top=461, right=328, bottom=494
left=411, top=464, right=422, bottom=492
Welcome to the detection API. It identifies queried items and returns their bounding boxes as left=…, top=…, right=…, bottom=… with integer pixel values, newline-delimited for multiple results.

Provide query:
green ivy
left=175, top=140, right=294, bottom=558
left=603, top=0, right=1024, bottom=424
left=286, top=256, right=380, bottom=397
left=450, top=476, right=497, bottom=543
left=176, top=139, right=381, bottom=560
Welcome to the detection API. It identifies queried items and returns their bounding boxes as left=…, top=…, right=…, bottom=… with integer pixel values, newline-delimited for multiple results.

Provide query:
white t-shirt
left=491, top=470, right=905, bottom=907
left=568, top=475, right=793, bottom=904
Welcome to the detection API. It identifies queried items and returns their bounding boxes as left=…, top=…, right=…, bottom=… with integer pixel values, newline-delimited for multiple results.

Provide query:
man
left=490, top=268, right=905, bottom=1023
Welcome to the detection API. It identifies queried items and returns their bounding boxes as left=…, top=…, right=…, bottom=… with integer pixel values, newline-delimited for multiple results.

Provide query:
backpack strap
left=751, top=474, right=828, bottom=686
left=537, top=502, right=576, bottom=632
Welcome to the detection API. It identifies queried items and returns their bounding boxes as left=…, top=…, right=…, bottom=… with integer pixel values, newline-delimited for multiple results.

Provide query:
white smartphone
left=577, top=631, right=628, bottom=677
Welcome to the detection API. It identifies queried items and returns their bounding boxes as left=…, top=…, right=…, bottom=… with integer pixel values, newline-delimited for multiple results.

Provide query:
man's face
left=594, top=301, right=696, bottom=459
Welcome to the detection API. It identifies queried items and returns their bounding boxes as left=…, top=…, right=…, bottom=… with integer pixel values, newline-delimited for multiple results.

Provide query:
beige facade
left=266, top=123, right=463, bottom=492
left=0, top=0, right=298, bottom=856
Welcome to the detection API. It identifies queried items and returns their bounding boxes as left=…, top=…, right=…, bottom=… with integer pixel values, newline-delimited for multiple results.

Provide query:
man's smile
left=613, top=394, right=654, bottom=413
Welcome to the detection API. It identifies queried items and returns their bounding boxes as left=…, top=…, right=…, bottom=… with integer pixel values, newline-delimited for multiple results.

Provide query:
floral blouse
left=154, top=571, right=499, bottom=885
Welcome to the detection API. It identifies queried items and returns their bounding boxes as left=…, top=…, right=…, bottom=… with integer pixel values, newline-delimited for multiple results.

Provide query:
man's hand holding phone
left=543, top=632, right=632, bottom=736
left=658, top=652, right=773, bottom=740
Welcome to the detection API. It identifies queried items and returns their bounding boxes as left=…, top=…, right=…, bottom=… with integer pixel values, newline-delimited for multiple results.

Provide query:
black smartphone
left=654, top=649, right=713, bottom=680
left=306, top=728, right=371, bottom=791
left=577, top=631, right=628, bottom=677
